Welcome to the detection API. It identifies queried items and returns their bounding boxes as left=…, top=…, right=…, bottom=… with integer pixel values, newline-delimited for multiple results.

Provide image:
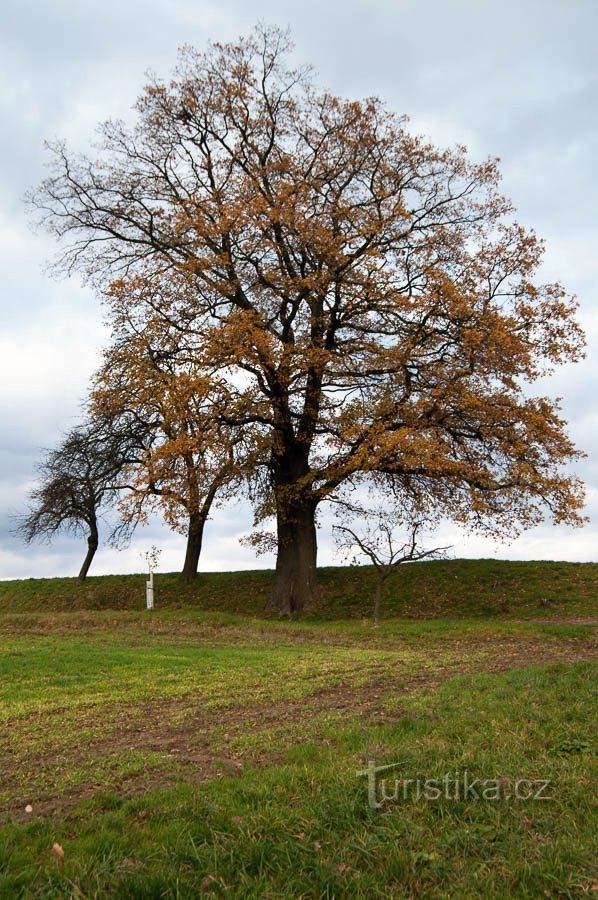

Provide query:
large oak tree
left=31, top=26, right=585, bottom=613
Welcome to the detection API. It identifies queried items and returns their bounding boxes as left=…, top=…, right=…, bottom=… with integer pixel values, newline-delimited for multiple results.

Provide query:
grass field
left=0, top=562, right=596, bottom=897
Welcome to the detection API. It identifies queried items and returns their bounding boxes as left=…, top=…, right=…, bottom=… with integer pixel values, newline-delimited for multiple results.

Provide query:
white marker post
left=143, top=546, right=161, bottom=610
left=146, top=570, right=154, bottom=610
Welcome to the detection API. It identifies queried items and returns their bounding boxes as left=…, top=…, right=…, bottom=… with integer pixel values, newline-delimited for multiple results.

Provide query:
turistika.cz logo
left=356, top=761, right=552, bottom=809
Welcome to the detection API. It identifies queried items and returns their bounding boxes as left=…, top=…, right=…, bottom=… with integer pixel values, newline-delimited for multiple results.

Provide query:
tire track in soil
left=2, top=637, right=595, bottom=822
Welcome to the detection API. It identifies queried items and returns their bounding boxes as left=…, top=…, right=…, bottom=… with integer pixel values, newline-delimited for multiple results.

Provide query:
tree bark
left=78, top=522, right=98, bottom=582
left=180, top=512, right=205, bottom=583
left=270, top=497, right=318, bottom=615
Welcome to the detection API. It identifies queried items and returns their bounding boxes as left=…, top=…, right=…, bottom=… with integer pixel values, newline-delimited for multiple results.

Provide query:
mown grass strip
left=1, top=559, right=597, bottom=620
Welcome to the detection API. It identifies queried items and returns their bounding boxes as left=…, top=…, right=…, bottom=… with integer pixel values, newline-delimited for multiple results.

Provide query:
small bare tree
left=334, top=498, right=451, bottom=625
left=16, top=418, right=137, bottom=581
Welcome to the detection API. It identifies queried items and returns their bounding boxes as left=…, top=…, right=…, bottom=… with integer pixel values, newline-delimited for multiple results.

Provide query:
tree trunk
left=180, top=512, right=205, bottom=583
left=78, top=524, right=98, bottom=582
left=270, top=498, right=318, bottom=615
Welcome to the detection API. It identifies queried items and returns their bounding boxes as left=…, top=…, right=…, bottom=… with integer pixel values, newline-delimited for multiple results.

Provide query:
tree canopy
left=91, top=300, right=244, bottom=582
left=30, top=25, right=586, bottom=612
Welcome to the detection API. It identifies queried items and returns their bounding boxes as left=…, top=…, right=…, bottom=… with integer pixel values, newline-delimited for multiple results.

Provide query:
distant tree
left=17, top=419, right=136, bottom=580
left=91, top=305, right=246, bottom=582
left=30, top=25, right=586, bottom=613
left=334, top=488, right=451, bottom=625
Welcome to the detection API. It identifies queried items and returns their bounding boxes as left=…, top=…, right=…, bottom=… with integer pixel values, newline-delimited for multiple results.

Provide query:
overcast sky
left=1, top=0, right=596, bottom=579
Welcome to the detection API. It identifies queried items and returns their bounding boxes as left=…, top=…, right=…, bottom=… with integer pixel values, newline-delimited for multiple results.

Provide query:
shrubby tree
left=333, top=485, right=450, bottom=625
left=30, top=25, right=586, bottom=613
left=17, top=419, right=136, bottom=580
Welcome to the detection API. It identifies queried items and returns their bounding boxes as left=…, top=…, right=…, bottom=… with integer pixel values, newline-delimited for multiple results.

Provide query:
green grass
left=1, top=558, right=597, bottom=620
left=0, top=565, right=595, bottom=896
left=0, top=660, right=595, bottom=898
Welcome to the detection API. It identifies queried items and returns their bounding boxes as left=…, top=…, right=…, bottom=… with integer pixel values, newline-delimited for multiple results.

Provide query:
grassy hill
left=0, top=558, right=596, bottom=620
